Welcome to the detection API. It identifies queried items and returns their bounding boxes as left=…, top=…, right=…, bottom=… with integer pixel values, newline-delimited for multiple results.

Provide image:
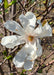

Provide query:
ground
left=0, top=0, right=54, bottom=75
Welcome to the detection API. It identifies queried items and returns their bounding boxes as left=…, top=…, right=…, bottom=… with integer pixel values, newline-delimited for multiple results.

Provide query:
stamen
left=16, top=29, right=18, bottom=31
left=28, top=35, right=34, bottom=42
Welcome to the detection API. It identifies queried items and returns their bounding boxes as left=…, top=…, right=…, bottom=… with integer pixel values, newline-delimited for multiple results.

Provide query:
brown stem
left=37, top=2, right=54, bottom=18
left=0, top=65, right=4, bottom=75
left=18, top=0, right=27, bottom=12
left=29, top=51, right=54, bottom=75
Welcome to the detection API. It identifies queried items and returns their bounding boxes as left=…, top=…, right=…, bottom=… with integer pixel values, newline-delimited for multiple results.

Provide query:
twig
left=44, top=51, right=54, bottom=60
left=0, top=2, right=4, bottom=9
left=9, top=46, right=18, bottom=55
left=13, top=2, right=16, bottom=20
left=37, top=2, right=54, bottom=18
left=41, top=5, right=53, bottom=22
left=29, top=60, right=54, bottom=75
left=9, top=9, right=22, bottom=20
left=45, top=16, right=54, bottom=20
left=29, top=51, right=54, bottom=75
left=0, top=47, right=18, bottom=66
left=46, top=60, right=54, bottom=66
left=18, top=0, right=27, bottom=12
left=27, top=2, right=37, bottom=11
left=0, top=65, right=4, bottom=75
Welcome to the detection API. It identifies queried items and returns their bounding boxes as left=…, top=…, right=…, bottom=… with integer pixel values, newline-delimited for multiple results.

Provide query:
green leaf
left=4, top=0, right=8, bottom=8
left=21, top=70, right=27, bottom=75
left=22, top=69, right=26, bottom=73
left=43, top=55, right=46, bottom=58
left=37, top=69, right=42, bottom=73
left=4, top=0, right=16, bottom=8
left=3, top=50, right=7, bottom=56
left=10, top=73, right=13, bottom=75
left=52, top=58, right=54, bottom=60
left=6, top=55, right=12, bottom=60
left=3, top=56, right=6, bottom=59
left=0, top=11, right=2, bottom=14
left=42, top=64, right=45, bottom=67
left=52, top=44, right=54, bottom=47
left=31, top=0, right=35, bottom=3
left=5, top=9, right=8, bottom=13
left=8, top=0, right=16, bottom=7
left=21, top=73, right=27, bottom=75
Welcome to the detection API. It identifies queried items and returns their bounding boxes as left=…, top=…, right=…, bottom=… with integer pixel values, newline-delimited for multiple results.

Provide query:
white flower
left=1, top=12, right=52, bottom=70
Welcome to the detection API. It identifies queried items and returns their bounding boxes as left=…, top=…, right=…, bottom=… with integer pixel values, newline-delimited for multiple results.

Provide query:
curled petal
left=4, top=20, right=24, bottom=35
left=24, top=60, right=34, bottom=70
left=41, top=22, right=52, bottom=37
left=34, top=22, right=52, bottom=38
left=1, top=35, right=25, bottom=48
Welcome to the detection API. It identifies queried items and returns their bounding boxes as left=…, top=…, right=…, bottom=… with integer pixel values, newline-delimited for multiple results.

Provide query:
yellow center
left=28, top=35, right=34, bottom=42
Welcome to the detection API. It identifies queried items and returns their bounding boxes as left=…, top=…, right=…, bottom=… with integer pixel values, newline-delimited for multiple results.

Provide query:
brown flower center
left=28, top=35, right=34, bottom=42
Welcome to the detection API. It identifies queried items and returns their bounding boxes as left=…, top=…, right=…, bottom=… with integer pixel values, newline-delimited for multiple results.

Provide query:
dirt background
left=0, top=0, right=54, bottom=75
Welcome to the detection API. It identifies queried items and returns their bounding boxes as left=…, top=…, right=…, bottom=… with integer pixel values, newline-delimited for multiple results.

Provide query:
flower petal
left=4, top=20, right=24, bottom=35
left=27, top=50, right=37, bottom=61
left=25, top=12, right=36, bottom=28
left=37, top=20, right=42, bottom=26
left=40, top=22, right=52, bottom=37
left=1, top=35, right=25, bottom=48
left=36, top=39, right=42, bottom=57
left=34, top=22, right=52, bottom=38
left=19, top=14, right=29, bottom=28
left=23, top=42, right=36, bottom=61
left=24, top=60, right=34, bottom=70
left=34, top=27, right=42, bottom=38
left=24, top=42, right=36, bottom=55
left=13, top=49, right=27, bottom=68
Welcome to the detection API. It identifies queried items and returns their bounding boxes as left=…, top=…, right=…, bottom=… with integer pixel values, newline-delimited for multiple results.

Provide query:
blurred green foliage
left=6, top=55, right=12, bottom=60
left=0, top=11, right=2, bottom=14
left=3, top=50, right=7, bottom=56
left=4, top=0, right=16, bottom=8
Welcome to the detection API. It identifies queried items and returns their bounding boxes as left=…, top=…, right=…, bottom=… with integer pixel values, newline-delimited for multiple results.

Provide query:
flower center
left=28, top=35, right=34, bottom=42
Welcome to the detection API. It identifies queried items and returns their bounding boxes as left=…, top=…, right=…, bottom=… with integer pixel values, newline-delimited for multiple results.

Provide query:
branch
left=29, top=51, right=54, bottom=75
left=37, top=2, right=54, bottom=18
left=41, top=5, right=53, bottom=22
left=0, top=47, right=18, bottom=66
left=27, top=2, right=37, bottom=11
left=18, top=0, right=27, bottom=12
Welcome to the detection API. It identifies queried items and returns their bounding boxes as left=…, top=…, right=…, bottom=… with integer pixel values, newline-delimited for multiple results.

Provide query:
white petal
left=24, top=42, right=36, bottom=55
left=25, top=12, right=36, bottom=28
left=24, top=25, right=34, bottom=36
left=1, top=35, right=25, bottom=48
left=34, top=22, right=52, bottom=38
left=27, top=39, right=42, bottom=60
left=19, top=14, right=29, bottom=28
left=4, top=20, right=24, bottom=35
left=36, top=39, right=42, bottom=57
left=24, top=60, right=34, bottom=70
left=23, top=42, right=36, bottom=61
left=41, top=22, right=52, bottom=37
left=13, top=49, right=27, bottom=68
left=34, top=24, right=42, bottom=35
left=37, top=20, right=42, bottom=26
left=27, top=50, right=37, bottom=61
